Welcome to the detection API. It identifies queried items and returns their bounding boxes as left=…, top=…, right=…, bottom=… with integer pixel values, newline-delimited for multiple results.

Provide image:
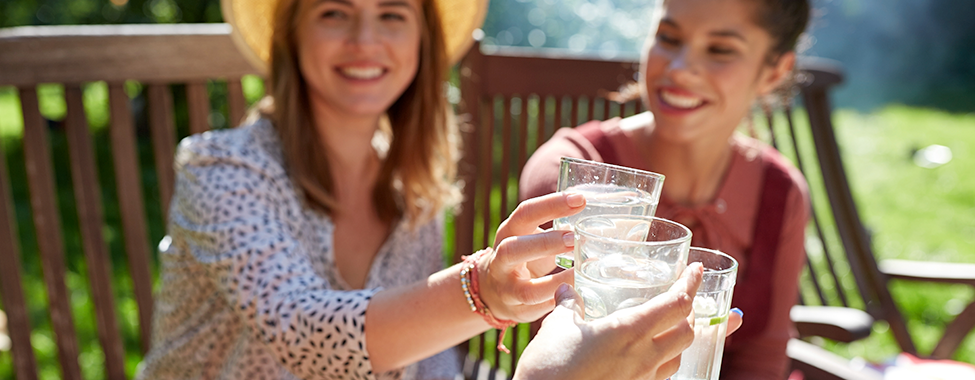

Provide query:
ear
left=757, top=52, right=796, bottom=96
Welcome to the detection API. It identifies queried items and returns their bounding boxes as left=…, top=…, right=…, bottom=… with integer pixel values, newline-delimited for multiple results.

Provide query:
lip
left=655, top=86, right=708, bottom=116
left=334, top=63, right=388, bottom=82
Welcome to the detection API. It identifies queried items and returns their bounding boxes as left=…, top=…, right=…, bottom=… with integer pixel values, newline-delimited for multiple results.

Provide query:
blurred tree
left=0, top=0, right=222, bottom=27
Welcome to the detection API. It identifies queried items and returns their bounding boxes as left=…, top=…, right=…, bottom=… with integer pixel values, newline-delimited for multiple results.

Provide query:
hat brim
left=222, top=0, right=489, bottom=74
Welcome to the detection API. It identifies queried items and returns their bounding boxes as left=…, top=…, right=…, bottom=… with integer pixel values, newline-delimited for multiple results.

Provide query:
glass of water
left=554, top=157, right=665, bottom=268
left=673, top=248, right=739, bottom=380
left=573, top=215, right=691, bottom=320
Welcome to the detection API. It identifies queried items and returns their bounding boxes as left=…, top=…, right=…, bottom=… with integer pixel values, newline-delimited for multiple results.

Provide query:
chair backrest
left=763, top=59, right=915, bottom=354
left=453, top=42, right=911, bottom=376
left=452, top=42, right=644, bottom=376
left=0, top=24, right=258, bottom=380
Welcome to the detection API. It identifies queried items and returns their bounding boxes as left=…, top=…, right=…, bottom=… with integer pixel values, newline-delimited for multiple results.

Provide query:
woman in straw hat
left=136, top=0, right=727, bottom=379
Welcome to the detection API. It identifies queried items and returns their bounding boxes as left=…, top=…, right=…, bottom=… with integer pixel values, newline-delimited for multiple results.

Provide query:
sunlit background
left=1, top=0, right=973, bottom=379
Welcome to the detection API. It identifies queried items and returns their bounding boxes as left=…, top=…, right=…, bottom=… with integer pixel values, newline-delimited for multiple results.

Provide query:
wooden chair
left=453, top=42, right=975, bottom=379
left=0, top=24, right=257, bottom=380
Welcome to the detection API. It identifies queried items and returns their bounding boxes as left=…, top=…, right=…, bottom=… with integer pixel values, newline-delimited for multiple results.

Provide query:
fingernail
left=566, top=193, right=585, bottom=207
left=562, top=232, right=575, bottom=247
left=731, top=308, right=743, bottom=317
left=555, top=283, right=571, bottom=299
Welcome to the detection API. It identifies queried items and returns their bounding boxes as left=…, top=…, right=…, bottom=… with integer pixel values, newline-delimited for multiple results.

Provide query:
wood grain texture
left=147, top=84, right=177, bottom=223
left=108, top=83, right=155, bottom=358
left=20, top=87, right=83, bottom=380
left=65, top=85, right=127, bottom=380
left=0, top=115, right=39, bottom=380
left=0, top=24, right=259, bottom=86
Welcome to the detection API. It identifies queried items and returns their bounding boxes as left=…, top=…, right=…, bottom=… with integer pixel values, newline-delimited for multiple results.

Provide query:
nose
left=349, top=15, right=379, bottom=47
left=665, top=47, right=698, bottom=84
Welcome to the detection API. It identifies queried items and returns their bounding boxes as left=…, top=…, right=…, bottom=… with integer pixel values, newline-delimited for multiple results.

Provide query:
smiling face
left=296, top=0, right=423, bottom=119
left=640, top=0, right=793, bottom=144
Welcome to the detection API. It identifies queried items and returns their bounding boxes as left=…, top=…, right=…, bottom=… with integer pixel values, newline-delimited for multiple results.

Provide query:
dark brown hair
left=748, top=0, right=810, bottom=63
left=261, top=0, right=459, bottom=228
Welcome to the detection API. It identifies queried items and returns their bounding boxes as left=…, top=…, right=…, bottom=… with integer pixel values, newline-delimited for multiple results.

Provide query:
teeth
left=341, top=66, right=383, bottom=79
left=660, top=90, right=704, bottom=109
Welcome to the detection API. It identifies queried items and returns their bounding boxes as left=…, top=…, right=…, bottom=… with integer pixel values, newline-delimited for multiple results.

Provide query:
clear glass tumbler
left=573, top=215, right=691, bottom=320
left=554, top=157, right=665, bottom=268
left=673, top=247, right=739, bottom=380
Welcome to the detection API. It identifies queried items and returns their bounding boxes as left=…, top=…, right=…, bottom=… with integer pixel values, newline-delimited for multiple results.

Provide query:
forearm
left=365, top=262, right=489, bottom=372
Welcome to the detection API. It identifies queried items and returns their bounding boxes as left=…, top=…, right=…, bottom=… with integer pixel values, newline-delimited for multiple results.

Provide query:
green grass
left=1, top=83, right=973, bottom=379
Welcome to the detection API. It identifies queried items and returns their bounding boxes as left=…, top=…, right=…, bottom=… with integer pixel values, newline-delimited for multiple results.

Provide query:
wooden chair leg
left=931, top=299, right=975, bottom=359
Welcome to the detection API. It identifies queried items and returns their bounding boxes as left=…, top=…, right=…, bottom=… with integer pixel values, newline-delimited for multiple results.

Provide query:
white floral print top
left=136, top=119, right=459, bottom=380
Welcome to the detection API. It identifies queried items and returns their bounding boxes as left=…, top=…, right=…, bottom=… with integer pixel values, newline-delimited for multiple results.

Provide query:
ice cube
left=579, top=287, right=607, bottom=319
left=693, top=296, right=718, bottom=316
left=598, top=254, right=641, bottom=280
left=624, top=221, right=650, bottom=242
left=634, top=260, right=673, bottom=283
left=616, top=297, right=649, bottom=311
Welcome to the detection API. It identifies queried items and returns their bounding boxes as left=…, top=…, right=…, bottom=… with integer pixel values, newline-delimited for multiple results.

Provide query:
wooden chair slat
left=65, top=85, right=127, bottom=380
left=800, top=82, right=918, bottom=354
left=147, top=84, right=177, bottom=223
left=0, top=24, right=258, bottom=86
left=186, top=81, right=211, bottom=135
left=517, top=96, right=529, bottom=178
left=932, top=300, right=975, bottom=359
left=0, top=126, right=40, bottom=380
left=226, top=77, right=247, bottom=127
left=19, top=86, right=83, bottom=380
left=499, top=97, right=512, bottom=219
left=781, top=105, right=849, bottom=308
left=535, top=97, right=547, bottom=150
left=480, top=97, right=494, bottom=253
left=568, top=97, right=578, bottom=129
left=108, top=83, right=155, bottom=356
left=553, top=96, right=562, bottom=131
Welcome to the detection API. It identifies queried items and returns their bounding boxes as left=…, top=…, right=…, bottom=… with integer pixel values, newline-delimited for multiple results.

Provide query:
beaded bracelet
left=460, top=248, right=516, bottom=353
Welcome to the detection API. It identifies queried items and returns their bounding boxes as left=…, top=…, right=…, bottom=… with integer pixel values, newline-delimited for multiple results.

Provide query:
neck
left=642, top=126, right=733, bottom=207
left=309, top=100, right=384, bottom=212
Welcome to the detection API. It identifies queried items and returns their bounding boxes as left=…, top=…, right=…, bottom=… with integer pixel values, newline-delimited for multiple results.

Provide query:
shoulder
left=733, top=135, right=810, bottom=219
left=175, top=118, right=287, bottom=179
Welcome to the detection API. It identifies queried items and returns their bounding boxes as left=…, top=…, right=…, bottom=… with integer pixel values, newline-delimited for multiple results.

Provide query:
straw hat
left=222, top=0, right=489, bottom=74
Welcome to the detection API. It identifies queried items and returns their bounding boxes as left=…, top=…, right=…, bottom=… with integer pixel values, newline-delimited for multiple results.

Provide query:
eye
left=708, top=46, right=737, bottom=56
left=380, top=12, right=407, bottom=21
left=321, top=9, right=347, bottom=19
left=656, top=32, right=680, bottom=47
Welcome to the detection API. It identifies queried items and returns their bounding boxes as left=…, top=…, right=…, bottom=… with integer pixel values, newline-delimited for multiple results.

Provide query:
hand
left=477, top=192, right=586, bottom=322
left=513, top=264, right=705, bottom=380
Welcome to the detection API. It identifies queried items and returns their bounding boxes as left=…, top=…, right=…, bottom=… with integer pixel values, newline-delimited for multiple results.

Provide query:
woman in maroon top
left=520, top=0, right=811, bottom=378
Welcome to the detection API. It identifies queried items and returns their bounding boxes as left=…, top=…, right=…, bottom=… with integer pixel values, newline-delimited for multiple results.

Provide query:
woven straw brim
left=222, top=0, right=488, bottom=74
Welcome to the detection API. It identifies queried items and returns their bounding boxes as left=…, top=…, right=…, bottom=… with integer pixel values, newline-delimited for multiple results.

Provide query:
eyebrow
left=659, top=18, right=747, bottom=42
left=315, top=0, right=414, bottom=7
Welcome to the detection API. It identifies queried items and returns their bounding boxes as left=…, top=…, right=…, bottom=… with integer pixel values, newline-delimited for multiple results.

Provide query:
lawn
left=0, top=81, right=973, bottom=379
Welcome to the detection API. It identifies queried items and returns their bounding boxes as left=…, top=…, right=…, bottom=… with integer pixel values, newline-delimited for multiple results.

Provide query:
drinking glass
left=673, top=248, right=739, bottom=380
left=554, top=157, right=665, bottom=268
left=572, top=215, right=691, bottom=320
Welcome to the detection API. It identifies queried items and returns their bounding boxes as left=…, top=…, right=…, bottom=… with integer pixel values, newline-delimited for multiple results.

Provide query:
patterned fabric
left=137, top=118, right=459, bottom=380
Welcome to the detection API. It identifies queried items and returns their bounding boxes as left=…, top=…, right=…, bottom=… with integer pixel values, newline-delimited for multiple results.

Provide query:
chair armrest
left=788, top=339, right=883, bottom=380
left=879, top=259, right=975, bottom=285
left=791, top=306, right=873, bottom=343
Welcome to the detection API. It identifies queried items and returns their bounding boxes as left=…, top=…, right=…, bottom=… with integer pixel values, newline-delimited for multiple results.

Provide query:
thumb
left=555, top=282, right=585, bottom=318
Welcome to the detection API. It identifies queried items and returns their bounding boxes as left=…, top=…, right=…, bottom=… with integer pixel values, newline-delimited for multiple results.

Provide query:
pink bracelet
left=460, top=248, right=516, bottom=354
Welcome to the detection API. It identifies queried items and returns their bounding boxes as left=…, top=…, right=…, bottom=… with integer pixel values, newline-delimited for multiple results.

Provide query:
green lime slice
left=709, top=314, right=729, bottom=326
left=556, top=255, right=575, bottom=269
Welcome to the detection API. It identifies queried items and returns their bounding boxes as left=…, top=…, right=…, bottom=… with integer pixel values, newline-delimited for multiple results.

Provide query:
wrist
left=461, top=248, right=516, bottom=353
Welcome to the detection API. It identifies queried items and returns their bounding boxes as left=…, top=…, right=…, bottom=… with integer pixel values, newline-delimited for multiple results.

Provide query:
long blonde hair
left=260, top=0, right=460, bottom=228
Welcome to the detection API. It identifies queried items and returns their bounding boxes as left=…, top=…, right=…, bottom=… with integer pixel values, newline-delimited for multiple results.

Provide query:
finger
left=649, top=318, right=695, bottom=362
left=514, top=268, right=574, bottom=306
left=668, top=262, right=704, bottom=296
left=611, top=285, right=695, bottom=337
left=657, top=353, right=684, bottom=380
left=726, top=308, right=743, bottom=336
left=494, top=230, right=574, bottom=271
left=553, top=283, right=584, bottom=319
left=495, top=192, right=585, bottom=243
